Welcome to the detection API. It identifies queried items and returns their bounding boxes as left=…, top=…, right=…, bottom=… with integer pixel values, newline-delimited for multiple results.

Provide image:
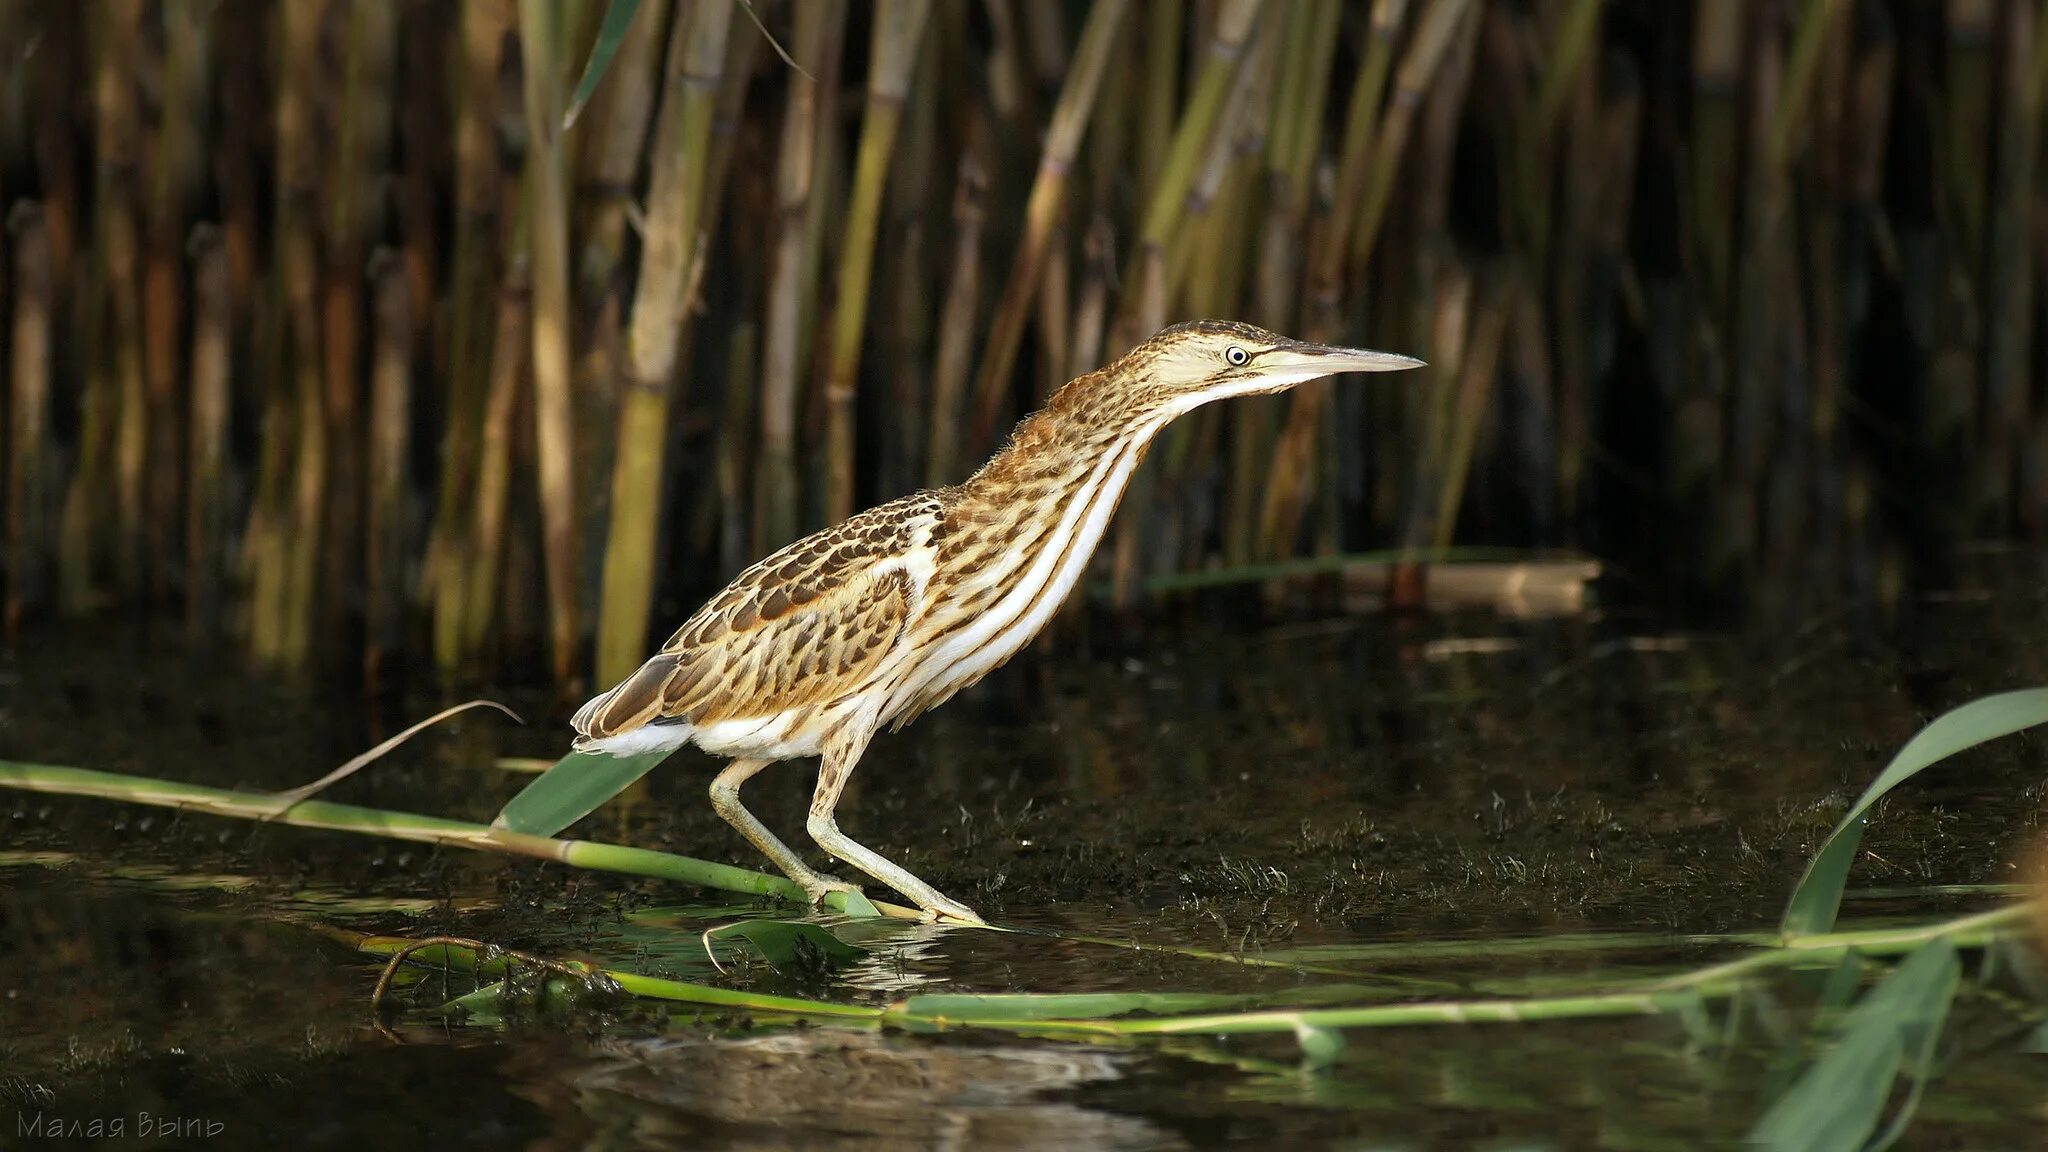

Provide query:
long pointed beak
left=1225, top=341, right=1425, bottom=396
left=1261, top=341, right=1426, bottom=375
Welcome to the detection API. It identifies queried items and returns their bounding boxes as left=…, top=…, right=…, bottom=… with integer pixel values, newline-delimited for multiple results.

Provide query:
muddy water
left=2, top=555, right=2046, bottom=1148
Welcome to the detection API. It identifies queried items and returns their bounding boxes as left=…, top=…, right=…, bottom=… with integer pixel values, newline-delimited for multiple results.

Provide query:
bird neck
left=957, top=366, right=1178, bottom=522
left=881, top=368, right=1187, bottom=721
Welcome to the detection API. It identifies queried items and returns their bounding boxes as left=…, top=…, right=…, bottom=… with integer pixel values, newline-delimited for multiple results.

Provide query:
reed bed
left=0, top=0, right=2036, bottom=688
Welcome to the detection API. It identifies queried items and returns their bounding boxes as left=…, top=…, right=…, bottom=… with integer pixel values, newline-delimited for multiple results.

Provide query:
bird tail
left=571, top=654, right=683, bottom=748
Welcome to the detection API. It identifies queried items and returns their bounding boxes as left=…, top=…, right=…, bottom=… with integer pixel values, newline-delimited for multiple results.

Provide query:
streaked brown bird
left=572, top=320, right=1424, bottom=922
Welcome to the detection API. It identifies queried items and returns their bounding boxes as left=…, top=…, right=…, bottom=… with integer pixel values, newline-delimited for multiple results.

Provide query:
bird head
left=1127, top=320, right=1425, bottom=413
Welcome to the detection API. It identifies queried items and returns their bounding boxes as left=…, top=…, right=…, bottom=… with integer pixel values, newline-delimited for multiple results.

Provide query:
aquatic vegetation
left=3, top=683, right=2045, bottom=1143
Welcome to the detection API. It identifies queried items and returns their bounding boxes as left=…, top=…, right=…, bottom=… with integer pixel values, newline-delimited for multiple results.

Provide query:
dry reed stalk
left=462, top=256, right=533, bottom=662
left=795, top=4, right=853, bottom=488
left=1107, top=240, right=1171, bottom=608
left=716, top=322, right=761, bottom=578
left=391, top=3, right=446, bottom=396
left=1690, top=0, right=1743, bottom=332
left=430, top=0, right=515, bottom=670
left=270, top=0, right=329, bottom=667
left=1557, top=52, right=1640, bottom=521
left=1383, top=1, right=1483, bottom=563
left=1134, top=0, right=1180, bottom=204
left=595, top=0, right=734, bottom=688
left=1131, top=0, right=1259, bottom=273
left=1262, top=0, right=1470, bottom=560
left=518, top=0, right=583, bottom=686
left=184, top=225, right=230, bottom=646
left=1068, top=214, right=1113, bottom=380
left=6, top=202, right=51, bottom=638
left=570, top=0, right=671, bottom=618
left=822, top=0, right=934, bottom=525
left=1513, top=0, right=1601, bottom=263
left=1983, top=0, right=2039, bottom=524
left=981, top=0, right=1030, bottom=126
left=211, top=1, right=264, bottom=374
left=1727, top=3, right=1792, bottom=575
left=1945, top=0, right=1994, bottom=266
left=1230, top=0, right=1341, bottom=564
left=1347, top=0, right=1474, bottom=281
left=144, top=4, right=211, bottom=601
left=756, top=0, right=845, bottom=555
left=318, top=0, right=397, bottom=647
left=873, top=24, right=940, bottom=497
left=1033, top=228, right=1072, bottom=404
left=90, top=1, right=146, bottom=603
left=922, top=120, right=991, bottom=488
left=682, top=21, right=768, bottom=569
left=1302, top=0, right=1404, bottom=337
left=1098, top=0, right=1259, bottom=604
left=364, top=251, right=412, bottom=687
left=963, top=0, right=1130, bottom=455
left=49, top=22, right=99, bottom=619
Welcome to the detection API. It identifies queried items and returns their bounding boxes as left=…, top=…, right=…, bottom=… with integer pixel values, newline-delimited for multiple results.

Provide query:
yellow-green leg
left=804, top=735, right=983, bottom=924
left=708, top=758, right=862, bottom=906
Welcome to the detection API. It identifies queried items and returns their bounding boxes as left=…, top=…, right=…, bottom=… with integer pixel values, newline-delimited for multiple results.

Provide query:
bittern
left=572, top=320, right=1424, bottom=923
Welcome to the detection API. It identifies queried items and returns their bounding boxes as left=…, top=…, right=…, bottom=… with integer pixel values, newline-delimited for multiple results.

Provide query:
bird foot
left=917, top=895, right=986, bottom=926
left=798, top=873, right=866, bottom=906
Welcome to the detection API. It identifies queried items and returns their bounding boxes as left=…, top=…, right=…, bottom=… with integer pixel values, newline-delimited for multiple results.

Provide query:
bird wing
left=573, top=497, right=941, bottom=740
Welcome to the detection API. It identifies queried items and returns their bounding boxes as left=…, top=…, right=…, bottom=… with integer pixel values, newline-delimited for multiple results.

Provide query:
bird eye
left=1225, top=345, right=1249, bottom=367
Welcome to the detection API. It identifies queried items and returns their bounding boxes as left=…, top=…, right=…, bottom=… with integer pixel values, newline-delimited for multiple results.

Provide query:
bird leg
left=708, top=757, right=863, bottom=907
left=805, top=733, right=984, bottom=925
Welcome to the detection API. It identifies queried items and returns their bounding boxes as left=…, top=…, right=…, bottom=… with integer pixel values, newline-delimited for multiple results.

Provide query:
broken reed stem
left=518, top=0, right=582, bottom=688
left=822, top=0, right=933, bottom=526
left=596, top=0, right=735, bottom=689
left=963, top=0, right=1131, bottom=454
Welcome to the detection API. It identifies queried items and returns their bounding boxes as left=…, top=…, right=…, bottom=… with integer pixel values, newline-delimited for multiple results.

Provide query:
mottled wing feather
left=575, top=498, right=939, bottom=740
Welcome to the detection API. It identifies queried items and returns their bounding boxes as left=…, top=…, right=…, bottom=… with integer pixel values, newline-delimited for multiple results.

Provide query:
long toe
left=921, top=894, right=986, bottom=926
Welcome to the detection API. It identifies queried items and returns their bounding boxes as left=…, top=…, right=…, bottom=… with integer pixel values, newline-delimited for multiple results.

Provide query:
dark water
left=3, top=552, right=2047, bottom=1149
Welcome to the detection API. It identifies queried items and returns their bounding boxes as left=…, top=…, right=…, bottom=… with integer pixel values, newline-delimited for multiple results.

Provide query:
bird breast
left=881, top=420, right=1161, bottom=725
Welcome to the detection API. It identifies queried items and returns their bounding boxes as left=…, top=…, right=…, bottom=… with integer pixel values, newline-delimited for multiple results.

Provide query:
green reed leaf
left=1780, top=688, right=2048, bottom=938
